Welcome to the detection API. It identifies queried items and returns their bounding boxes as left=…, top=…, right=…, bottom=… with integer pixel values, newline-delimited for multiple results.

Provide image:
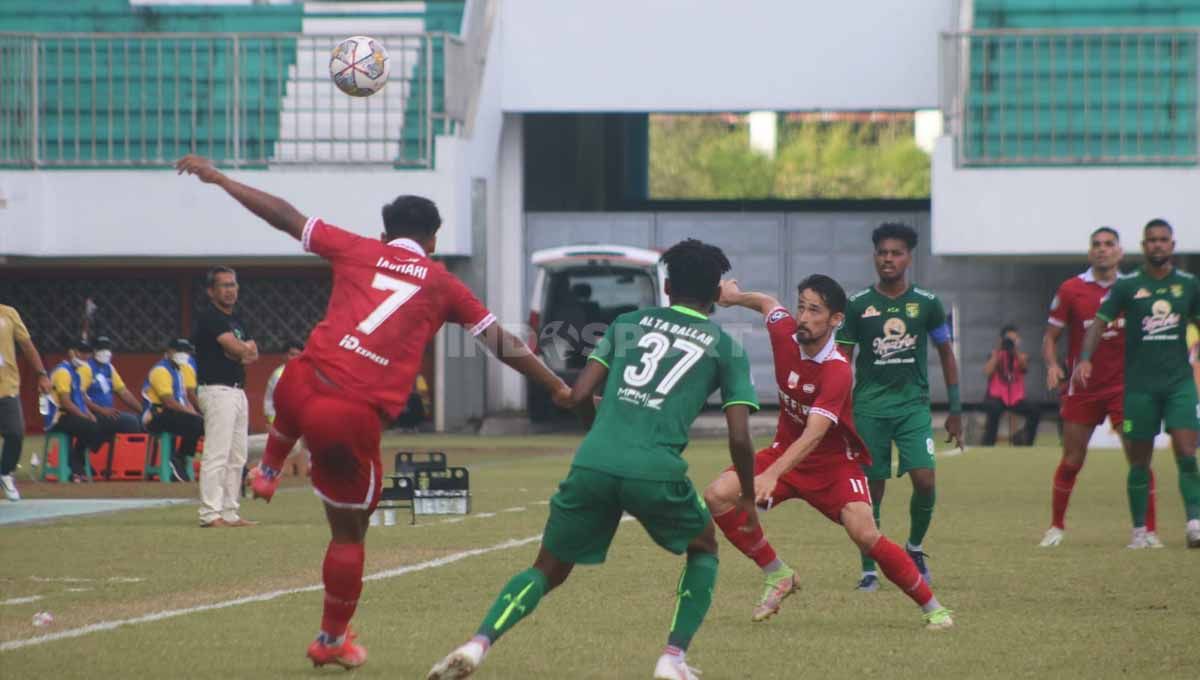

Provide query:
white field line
left=1, top=596, right=44, bottom=606
left=0, top=534, right=543, bottom=653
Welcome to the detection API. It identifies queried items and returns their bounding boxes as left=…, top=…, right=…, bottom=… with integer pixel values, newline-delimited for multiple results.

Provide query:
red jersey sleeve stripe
left=468, top=313, right=497, bottom=337
left=810, top=407, right=839, bottom=424
left=1047, top=317, right=1066, bottom=328
left=301, top=216, right=319, bottom=252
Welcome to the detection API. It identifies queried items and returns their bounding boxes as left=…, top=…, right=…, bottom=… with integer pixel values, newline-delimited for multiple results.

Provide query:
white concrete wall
left=932, top=138, right=1200, bottom=255
left=500, top=0, right=954, bottom=112
left=0, top=137, right=473, bottom=258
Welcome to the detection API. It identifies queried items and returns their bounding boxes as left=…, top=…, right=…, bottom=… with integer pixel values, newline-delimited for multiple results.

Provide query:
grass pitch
left=1, top=435, right=1196, bottom=679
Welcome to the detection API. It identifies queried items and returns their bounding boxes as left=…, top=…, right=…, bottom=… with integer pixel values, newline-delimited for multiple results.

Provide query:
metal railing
left=940, top=28, right=1199, bottom=166
left=0, top=32, right=464, bottom=168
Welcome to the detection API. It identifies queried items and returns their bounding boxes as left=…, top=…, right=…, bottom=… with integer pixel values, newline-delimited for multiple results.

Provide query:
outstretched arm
left=718, top=280, right=784, bottom=318
left=477, top=323, right=571, bottom=406
left=175, top=155, right=307, bottom=240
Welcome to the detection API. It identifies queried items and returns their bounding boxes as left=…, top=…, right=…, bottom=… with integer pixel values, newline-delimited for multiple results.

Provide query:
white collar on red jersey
left=1079, top=267, right=1118, bottom=288
left=799, top=333, right=842, bottom=364
left=387, top=238, right=427, bottom=257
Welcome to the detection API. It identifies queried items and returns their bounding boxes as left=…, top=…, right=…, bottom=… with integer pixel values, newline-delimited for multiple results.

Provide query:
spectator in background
left=86, top=336, right=145, bottom=477
left=982, top=324, right=1042, bottom=446
left=142, top=338, right=203, bottom=483
left=1, top=304, right=53, bottom=501
left=264, top=340, right=308, bottom=475
left=46, top=338, right=107, bottom=482
left=193, top=266, right=259, bottom=528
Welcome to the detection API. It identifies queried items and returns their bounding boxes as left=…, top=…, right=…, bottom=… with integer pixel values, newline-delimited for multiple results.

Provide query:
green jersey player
left=428, top=239, right=761, bottom=680
left=835, top=223, right=963, bottom=590
left=1075, top=219, right=1200, bottom=548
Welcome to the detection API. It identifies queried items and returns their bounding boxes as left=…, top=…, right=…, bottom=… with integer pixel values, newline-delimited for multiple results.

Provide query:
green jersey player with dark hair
left=835, top=223, right=963, bottom=591
left=428, top=239, right=761, bottom=680
left=1075, top=219, right=1200, bottom=548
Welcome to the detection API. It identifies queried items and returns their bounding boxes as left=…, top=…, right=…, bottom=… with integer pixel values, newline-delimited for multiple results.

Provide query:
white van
left=526, top=244, right=667, bottom=420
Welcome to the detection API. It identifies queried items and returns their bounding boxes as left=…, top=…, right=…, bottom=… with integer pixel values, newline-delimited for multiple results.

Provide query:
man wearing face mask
left=86, top=336, right=144, bottom=478
left=142, top=338, right=204, bottom=483
left=45, top=338, right=107, bottom=482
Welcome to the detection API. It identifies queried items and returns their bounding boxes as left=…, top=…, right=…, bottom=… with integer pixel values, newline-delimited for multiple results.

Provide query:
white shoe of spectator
left=1, top=474, right=20, bottom=502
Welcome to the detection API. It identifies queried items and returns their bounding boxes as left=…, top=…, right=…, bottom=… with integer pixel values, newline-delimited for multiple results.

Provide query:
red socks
left=713, top=507, right=777, bottom=568
left=1051, top=461, right=1082, bottom=530
left=869, top=537, right=933, bottom=607
left=1052, top=461, right=1157, bottom=532
left=320, top=541, right=365, bottom=639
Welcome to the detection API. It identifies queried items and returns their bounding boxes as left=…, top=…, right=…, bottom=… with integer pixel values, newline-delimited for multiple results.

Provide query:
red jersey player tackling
left=175, top=154, right=571, bottom=669
left=702, top=275, right=952, bottom=630
left=1040, top=227, right=1159, bottom=548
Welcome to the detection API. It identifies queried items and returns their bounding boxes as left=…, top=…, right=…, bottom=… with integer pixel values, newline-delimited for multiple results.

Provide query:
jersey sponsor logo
left=787, top=371, right=800, bottom=389
left=374, top=257, right=429, bottom=280
left=1134, top=288, right=1151, bottom=299
left=1142, top=300, right=1181, bottom=338
left=905, top=302, right=920, bottom=318
left=337, top=334, right=391, bottom=366
left=872, top=318, right=918, bottom=362
left=616, top=386, right=664, bottom=410
left=767, top=308, right=789, bottom=324
left=1171, top=284, right=1183, bottom=298
left=862, top=305, right=880, bottom=318
left=802, top=383, right=815, bottom=394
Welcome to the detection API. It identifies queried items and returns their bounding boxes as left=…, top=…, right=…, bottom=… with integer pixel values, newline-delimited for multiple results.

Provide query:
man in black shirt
left=192, top=266, right=260, bottom=528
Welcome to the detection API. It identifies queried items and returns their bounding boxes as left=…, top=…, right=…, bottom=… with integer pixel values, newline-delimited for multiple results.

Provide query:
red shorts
left=1060, top=388, right=1123, bottom=428
left=732, top=447, right=872, bottom=523
left=271, top=358, right=384, bottom=512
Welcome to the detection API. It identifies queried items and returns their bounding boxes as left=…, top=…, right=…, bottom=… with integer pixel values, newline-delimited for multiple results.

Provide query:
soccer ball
left=329, top=36, right=390, bottom=97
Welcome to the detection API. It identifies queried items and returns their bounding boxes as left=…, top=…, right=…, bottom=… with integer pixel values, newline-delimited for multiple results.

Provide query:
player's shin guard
left=712, top=507, right=776, bottom=568
left=1176, top=455, right=1200, bottom=521
left=1127, top=465, right=1151, bottom=528
left=666, top=552, right=718, bottom=652
left=869, top=536, right=933, bottom=608
left=262, top=427, right=298, bottom=473
left=476, top=568, right=548, bottom=643
left=320, top=541, right=365, bottom=640
left=860, top=496, right=883, bottom=573
left=908, top=488, right=935, bottom=548
left=1051, top=461, right=1082, bottom=530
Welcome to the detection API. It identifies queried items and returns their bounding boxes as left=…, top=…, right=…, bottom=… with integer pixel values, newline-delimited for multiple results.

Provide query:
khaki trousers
left=197, top=385, right=249, bottom=523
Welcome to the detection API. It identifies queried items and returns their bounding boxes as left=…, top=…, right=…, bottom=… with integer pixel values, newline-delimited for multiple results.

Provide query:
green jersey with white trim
left=836, top=286, right=948, bottom=417
left=573, top=305, right=759, bottom=482
left=1096, top=267, right=1200, bottom=392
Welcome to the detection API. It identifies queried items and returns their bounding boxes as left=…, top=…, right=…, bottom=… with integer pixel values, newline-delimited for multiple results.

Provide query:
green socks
left=1128, top=465, right=1151, bottom=528
left=860, top=495, right=884, bottom=573
left=908, top=488, right=936, bottom=548
left=476, top=568, right=548, bottom=643
left=1177, top=456, right=1200, bottom=521
left=666, top=552, right=718, bottom=651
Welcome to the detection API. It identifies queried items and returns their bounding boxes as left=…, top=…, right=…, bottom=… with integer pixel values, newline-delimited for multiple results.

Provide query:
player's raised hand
left=717, top=279, right=743, bottom=308
left=1071, top=360, right=1092, bottom=390
left=175, top=154, right=225, bottom=184
left=1046, top=363, right=1066, bottom=391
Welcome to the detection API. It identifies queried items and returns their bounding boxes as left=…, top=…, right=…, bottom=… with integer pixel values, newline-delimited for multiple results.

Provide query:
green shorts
left=856, top=409, right=935, bottom=481
left=542, top=466, right=710, bottom=565
left=1123, top=383, right=1200, bottom=441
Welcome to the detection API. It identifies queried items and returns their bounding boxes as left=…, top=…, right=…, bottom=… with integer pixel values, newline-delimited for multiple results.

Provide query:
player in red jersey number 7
left=175, top=154, right=572, bottom=670
left=704, top=276, right=952, bottom=630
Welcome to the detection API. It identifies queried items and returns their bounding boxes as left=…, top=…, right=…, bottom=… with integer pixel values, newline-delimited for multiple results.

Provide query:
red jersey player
left=1040, top=227, right=1159, bottom=548
left=703, top=275, right=952, bottom=630
left=175, top=154, right=571, bottom=669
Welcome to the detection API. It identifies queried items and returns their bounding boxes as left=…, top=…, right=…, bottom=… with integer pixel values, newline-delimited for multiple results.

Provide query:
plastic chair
left=41, top=432, right=90, bottom=483
left=144, top=433, right=197, bottom=482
